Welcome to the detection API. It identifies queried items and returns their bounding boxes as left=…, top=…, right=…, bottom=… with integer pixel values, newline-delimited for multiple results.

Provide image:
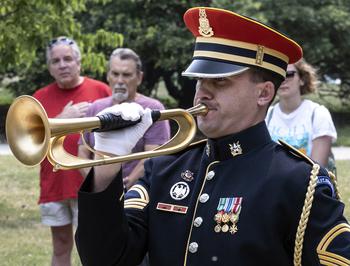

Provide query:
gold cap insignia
left=198, top=9, right=214, bottom=37
left=256, top=45, right=265, bottom=65
left=229, top=141, right=243, bottom=157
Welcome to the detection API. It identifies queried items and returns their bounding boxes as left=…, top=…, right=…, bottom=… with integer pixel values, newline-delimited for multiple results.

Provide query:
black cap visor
left=182, top=58, right=249, bottom=78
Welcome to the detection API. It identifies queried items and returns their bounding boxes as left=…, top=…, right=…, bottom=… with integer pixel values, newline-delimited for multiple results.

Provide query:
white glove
left=96, top=102, right=145, bottom=121
left=94, top=103, right=153, bottom=155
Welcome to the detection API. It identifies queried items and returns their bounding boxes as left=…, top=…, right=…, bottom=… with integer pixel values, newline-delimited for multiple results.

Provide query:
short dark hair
left=248, top=67, right=284, bottom=103
left=108, top=48, right=142, bottom=72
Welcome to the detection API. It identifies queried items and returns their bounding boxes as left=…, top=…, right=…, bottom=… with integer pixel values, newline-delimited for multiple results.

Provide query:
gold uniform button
left=194, top=217, right=203, bottom=227
left=189, top=242, right=199, bottom=253
left=206, top=171, right=215, bottom=180
left=199, top=193, right=210, bottom=203
left=211, top=256, right=218, bottom=262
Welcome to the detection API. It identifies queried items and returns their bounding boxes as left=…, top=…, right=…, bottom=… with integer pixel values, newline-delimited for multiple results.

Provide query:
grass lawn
left=0, top=155, right=349, bottom=265
left=336, top=125, right=350, bottom=147
left=0, top=156, right=81, bottom=266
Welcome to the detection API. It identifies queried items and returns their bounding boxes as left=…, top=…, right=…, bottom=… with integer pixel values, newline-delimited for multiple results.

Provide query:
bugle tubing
left=5, top=95, right=208, bottom=170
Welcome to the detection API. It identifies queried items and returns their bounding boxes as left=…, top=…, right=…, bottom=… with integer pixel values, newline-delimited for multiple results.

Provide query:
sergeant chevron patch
left=124, top=198, right=148, bottom=210
left=128, top=184, right=149, bottom=202
left=317, top=223, right=350, bottom=265
left=124, top=184, right=150, bottom=210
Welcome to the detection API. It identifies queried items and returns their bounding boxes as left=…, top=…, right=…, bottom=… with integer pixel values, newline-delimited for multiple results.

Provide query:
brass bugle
left=6, top=95, right=208, bottom=170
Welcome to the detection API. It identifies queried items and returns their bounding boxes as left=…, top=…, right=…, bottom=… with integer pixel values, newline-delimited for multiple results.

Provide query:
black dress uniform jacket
left=76, top=122, right=350, bottom=266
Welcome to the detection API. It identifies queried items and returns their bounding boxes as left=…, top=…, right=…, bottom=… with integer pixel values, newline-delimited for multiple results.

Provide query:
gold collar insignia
left=229, top=141, right=243, bottom=157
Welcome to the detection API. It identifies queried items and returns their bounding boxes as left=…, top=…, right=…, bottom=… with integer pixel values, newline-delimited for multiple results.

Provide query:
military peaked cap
left=182, top=7, right=303, bottom=79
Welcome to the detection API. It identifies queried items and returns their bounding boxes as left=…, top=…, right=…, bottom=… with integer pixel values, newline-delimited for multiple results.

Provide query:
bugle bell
left=6, top=95, right=208, bottom=170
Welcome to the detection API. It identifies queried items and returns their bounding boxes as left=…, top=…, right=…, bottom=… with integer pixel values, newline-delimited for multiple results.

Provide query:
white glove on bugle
left=94, top=102, right=153, bottom=155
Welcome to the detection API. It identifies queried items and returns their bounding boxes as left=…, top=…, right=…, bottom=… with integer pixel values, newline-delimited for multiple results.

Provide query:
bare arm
left=311, top=135, right=332, bottom=167
left=123, top=144, right=159, bottom=190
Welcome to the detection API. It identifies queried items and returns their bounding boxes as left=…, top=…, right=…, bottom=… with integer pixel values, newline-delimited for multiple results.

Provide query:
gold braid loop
left=293, top=164, right=320, bottom=266
left=328, top=170, right=341, bottom=200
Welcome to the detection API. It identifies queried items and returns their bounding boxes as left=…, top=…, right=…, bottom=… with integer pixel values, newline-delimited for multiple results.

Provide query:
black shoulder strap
left=278, top=140, right=315, bottom=165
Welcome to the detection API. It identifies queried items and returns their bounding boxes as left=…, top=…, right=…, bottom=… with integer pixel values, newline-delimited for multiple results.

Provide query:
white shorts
left=40, top=199, right=78, bottom=227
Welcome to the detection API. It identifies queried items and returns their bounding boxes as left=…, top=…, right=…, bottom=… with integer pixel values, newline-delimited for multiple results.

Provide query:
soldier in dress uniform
left=75, top=7, right=350, bottom=266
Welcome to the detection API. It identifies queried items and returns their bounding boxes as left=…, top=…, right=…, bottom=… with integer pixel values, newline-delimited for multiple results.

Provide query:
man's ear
left=137, top=71, right=144, bottom=86
left=257, top=81, right=275, bottom=107
left=77, top=62, right=82, bottom=74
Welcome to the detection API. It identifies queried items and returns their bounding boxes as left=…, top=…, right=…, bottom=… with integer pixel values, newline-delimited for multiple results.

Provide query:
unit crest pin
left=181, top=170, right=194, bottom=182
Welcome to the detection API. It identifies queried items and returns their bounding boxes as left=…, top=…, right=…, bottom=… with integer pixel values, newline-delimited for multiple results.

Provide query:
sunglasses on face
left=48, top=37, right=74, bottom=48
left=285, top=70, right=297, bottom=79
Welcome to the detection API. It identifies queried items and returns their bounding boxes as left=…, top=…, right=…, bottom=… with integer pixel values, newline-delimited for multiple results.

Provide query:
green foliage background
left=1, top=0, right=350, bottom=108
left=1, top=2, right=350, bottom=263
left=1, top=0, right=123, bottom=95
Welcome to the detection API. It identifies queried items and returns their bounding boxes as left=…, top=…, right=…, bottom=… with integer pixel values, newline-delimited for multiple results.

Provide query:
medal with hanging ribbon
left=214, top=197, right=243, bottom=234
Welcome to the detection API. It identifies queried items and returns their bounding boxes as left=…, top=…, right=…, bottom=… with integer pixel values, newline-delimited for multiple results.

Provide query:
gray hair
left=108, top=48, right=142, bottom=72
left=46, top=36, right=81, bottom=64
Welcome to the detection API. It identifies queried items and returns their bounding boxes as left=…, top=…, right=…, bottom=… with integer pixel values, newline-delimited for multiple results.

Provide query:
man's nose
left=195, top=81, right=212, bottom=99
left=58, top=60, right=68, bottom=68
left=116, top=75, right=125, bottom=84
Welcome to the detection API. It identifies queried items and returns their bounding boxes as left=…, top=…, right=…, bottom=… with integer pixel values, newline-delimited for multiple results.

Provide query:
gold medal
left=229, top=224, right=238, bottom=234
left=214, top=212, right=223, bottom=223
left=222, top=213, right=230, bottom=223
left=230, top=213, right=238, bottom=223
left=221, top=224, right=229, bottom=233
left=214, top=224, right=221, bottom=233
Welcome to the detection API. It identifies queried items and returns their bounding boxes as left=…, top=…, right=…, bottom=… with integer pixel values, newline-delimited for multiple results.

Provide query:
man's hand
left=94, top=103, right=153, bottom=156
left=57, top=101, right=90, bottom=118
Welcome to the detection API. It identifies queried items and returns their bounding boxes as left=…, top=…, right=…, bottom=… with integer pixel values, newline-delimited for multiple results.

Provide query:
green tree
left=79, top=0, right=202, bottom=108
left=0, top=0, right=123, bottom=95
left=2, top=0, right=350, bottom=106
left=200, top=0, right=350, bottom=104
left=78, top=0, right=263, bottom=108
left=259, top=0, right=350, bottom=102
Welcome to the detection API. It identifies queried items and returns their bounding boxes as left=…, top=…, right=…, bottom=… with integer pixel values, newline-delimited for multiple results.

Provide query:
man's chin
left=57, top=78, right=75, bottom=88
left=113, top=93, right=128, bottom=102
left=198, top=122, right=215, bottom=138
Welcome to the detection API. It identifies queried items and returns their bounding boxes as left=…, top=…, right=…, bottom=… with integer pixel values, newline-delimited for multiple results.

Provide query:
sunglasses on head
left=285, top=70, right=297, bottom=79
left=48, top=37, right=74, bottom=48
